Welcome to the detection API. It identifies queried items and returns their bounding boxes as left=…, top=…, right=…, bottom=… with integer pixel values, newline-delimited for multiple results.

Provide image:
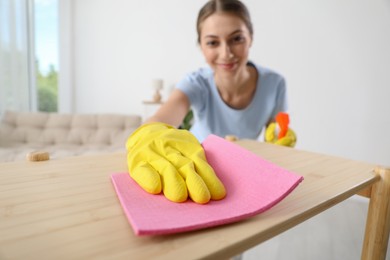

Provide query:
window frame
left=58, top=0, right=73, bottom=113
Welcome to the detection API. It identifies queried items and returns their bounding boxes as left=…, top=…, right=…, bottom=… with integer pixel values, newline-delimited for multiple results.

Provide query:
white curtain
left=0, top=0, right=34, bottom=116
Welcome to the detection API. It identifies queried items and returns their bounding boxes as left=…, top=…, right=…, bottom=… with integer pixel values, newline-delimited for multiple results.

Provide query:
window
left=0, top=0, right=58, bottom=115
left=35, top=0, right=58, bottom=112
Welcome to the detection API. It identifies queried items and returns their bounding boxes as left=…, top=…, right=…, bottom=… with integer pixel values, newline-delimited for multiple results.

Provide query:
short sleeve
left=176, top=69, right=212, bottom=112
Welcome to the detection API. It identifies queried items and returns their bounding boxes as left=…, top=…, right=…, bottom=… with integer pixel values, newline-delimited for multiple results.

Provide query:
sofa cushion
left=0, top=110, right=142, bottom=162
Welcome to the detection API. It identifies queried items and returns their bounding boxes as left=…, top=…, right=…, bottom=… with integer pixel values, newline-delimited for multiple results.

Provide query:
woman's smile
left=217, top=62, right=238, bottom=70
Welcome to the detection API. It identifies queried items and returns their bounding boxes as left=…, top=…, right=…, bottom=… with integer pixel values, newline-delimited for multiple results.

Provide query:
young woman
left=146, top=0, right=287, bottom=143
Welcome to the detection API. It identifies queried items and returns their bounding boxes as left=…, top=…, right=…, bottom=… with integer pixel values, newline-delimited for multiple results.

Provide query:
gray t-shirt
left=176, top=62, right=287, bottom=142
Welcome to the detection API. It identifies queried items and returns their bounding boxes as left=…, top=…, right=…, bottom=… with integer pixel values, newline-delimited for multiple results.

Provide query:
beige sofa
left=0, top=110, right=142, bottom=162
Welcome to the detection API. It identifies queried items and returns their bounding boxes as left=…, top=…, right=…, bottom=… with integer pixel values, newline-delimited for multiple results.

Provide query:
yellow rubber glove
left=126, top=122, right=226, bottom=204
left=265, top=123, right=297, bottom=147
left=265, top=112, right=297, bottom=147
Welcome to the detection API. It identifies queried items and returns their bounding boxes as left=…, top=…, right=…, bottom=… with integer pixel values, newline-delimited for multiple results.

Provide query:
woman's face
left=199, top=12, right=252, bottom=77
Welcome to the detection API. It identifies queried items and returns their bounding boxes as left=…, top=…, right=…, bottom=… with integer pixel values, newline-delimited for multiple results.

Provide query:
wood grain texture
left=0, top=141, right=381, bottom=260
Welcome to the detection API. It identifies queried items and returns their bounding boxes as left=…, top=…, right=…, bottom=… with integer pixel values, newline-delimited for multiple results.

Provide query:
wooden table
left=1, top=140, right=389, bottom=260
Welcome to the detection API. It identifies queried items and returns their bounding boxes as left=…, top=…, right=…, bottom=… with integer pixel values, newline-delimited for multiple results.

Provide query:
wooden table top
left=0, top=140, right=378, bottom=260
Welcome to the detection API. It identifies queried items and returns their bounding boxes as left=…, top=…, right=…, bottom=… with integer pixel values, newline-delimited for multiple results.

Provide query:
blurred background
left=3, top=0, right=388, bottom=165
left=1, top=0, right=390, bottom=259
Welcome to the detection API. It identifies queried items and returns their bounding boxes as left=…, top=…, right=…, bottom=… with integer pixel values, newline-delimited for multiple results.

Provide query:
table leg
left=361, top=166, right=390, bottom=260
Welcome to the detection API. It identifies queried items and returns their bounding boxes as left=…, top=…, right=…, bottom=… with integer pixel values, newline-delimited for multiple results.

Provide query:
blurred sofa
left=0, top=110, right=142, bottom=162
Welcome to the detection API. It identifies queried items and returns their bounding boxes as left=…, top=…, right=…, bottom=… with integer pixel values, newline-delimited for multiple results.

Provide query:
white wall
left=71, top=0, right=208, bottom=114
left=61, top=0, right=390, bottom=166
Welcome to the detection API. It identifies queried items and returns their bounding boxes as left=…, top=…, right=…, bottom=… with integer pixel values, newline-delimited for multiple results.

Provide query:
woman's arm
left=145, top=89, right=190, bottom=128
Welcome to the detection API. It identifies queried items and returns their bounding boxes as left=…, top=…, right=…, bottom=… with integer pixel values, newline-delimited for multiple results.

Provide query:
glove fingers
left=275, top=137, right=293, bottom=146
left=191, top=154, right=226, bottom=201
left=155, top=133, right=224, bottom=201
left=286, top=129, right=297, bottom=147
left=286, top=128, right=297, bottom=140
left=275, top=129, right=296, bottom=147
left=129, top=161, right=162, bottom=195
left=180, top=163, right=211, bottom=204
left=148, top=158, right=188, bottom=203
left=265, top=123, right=277, bottom=143
left=165, top=149, right=211, bottom=204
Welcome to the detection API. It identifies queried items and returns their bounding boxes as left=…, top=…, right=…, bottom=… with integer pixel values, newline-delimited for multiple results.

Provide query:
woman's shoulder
left=186, top=66, right=213, bottom=80
left=250, top=61, right=284, bottom=80
left=181, top=66, right=214, bottom=87
left=177, top=66, right=214, bottom=93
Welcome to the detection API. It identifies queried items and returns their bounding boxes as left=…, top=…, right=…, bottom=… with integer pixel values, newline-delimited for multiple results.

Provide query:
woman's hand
left=265, top=123, right=297, bottom=147
left=126, top=123, right=226, bottom=204
left=265, top=112, right=297, bottom=147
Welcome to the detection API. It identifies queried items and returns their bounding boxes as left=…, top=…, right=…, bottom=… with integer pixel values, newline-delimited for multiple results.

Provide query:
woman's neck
left=215, top=65, right=258, bottom=109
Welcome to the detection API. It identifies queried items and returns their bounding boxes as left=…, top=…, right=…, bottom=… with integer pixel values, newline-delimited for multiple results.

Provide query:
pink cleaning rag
left=111, top=134, right=303, bottom=236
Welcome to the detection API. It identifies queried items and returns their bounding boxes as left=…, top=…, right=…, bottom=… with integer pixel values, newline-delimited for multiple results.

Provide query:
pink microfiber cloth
left=111, top=135, right=303, bottom=236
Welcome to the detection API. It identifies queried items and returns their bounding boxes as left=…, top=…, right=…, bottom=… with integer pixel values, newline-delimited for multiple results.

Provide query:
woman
left=147, top=0, right=287, bottom=143
left=127, top=0, right=294, bottom=205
